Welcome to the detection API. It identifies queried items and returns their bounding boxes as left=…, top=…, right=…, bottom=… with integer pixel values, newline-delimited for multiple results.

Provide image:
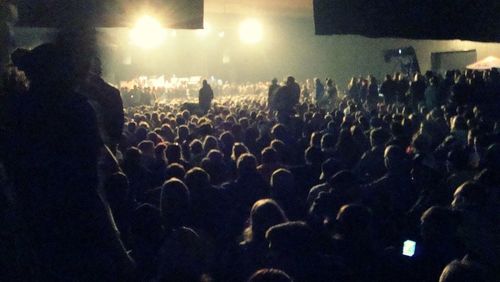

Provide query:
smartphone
left=402, top=240, right=416, bottom=257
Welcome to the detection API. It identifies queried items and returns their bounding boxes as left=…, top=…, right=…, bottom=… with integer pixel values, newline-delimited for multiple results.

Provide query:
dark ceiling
left=314, top=0, right=500, bottom=42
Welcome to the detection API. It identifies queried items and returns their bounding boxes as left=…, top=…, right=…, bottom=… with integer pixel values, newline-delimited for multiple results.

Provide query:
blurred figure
left=380, top=74, right=397, bottom=105
left=314, top=78, right=324, bottom=106
left=199, top=79, right=214, bottom=114
left=268, top=78, right=280, bottom=113
left=4, top=43, right=133, bottom=280
left=80, top=57, right=124, bottom=153
left=274, top=76, right=299, bottom=123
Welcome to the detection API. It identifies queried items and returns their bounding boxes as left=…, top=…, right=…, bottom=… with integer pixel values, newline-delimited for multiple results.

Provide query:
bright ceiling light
left=130, top=15, right=167, bottom=49
left=239, top=19, right=263, bottom=44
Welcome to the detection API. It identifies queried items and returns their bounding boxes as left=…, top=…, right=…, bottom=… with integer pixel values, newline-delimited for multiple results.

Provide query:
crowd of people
left=120, top=80, right=271, bottom=108
left=1, top=41, right=500, bottom=282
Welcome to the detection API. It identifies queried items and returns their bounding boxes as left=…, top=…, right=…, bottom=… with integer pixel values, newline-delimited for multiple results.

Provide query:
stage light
left=239, top=19, right=263, bottom=44
left=130, top=16, right=167, bottom=49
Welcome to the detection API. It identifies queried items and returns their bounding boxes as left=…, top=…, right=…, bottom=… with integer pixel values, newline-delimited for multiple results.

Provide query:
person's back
left=265, top=222, right=341, bottom=282
left=184, top=167, right=226, bottom=238
left=268, top=78, right=280, bottom=111
left=364, top=146, right=415, bottom=213
left=355, top=128, right=389, bottom=183
left=380, top=75, right=396, bottom=104
left=238, top=199, right=288, bottom=280
left=413, top=207, right=465, bottom=282
left=425, top=77, right=439, bottom=109
left=81, top=57, right=124, bottom=150
left=223, top=154, right=270, bottom=239
left=199, top=79, right=214, bottom=113
left=5, top=43, right=133, bottom=280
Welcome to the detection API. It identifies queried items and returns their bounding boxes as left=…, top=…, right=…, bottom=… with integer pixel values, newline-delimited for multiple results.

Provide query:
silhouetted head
left=232, top=142, right=249, bottom=162
left=261, top=147, right=278, bottom=165
left=439, top=260, right=486, bottom=282
left=237, top=153, right=258, bottom=176
left=165, top=143, right=182, bottom=163
left=420, top=206, right=460, bottom=242
left=384, top=145, right=409, bottom=172
left=336, top=204, right=372, bottom=239
left=166, top=163, right=186, bottom=180
left=184, top=167, right=210, bottom=192
left=452, top=181, right=489, bottom=210
left=328, top=170, right=360, bottom=201
left=11, top=43, right=76, bottom=89
left=160, top=178, right=190, bottom=229
left=266, top=221, right=314, bottom=255
left=248, top=269, right=293, bottom=282
left=271, top=169, right=295, bottom=198
left=320, top=158, right=342, bottom=181
left=245, top=199, right=288, bottom=243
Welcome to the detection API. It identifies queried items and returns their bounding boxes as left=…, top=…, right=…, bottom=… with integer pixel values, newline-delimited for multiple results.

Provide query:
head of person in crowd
left=177, top=125, right=190, bottom=141
left=165, top=143, right=182, bottom=164
left=220, top=131, right=236, bottom=155
left=166, top=163, right=186, bottom=180
left=370, top=128, right=389, bottom=148
left=237, top=153, right=259, bottom=177
left=184, top=167, right=211, bottom=193
left=189, top=140, right=204, bottom=159
left=160, top=178, right=191, bottom=229
left=271, top=124, right=288, bottom=142
left=123, top=147, right=142, bottom=169
left=157, top=227, right=207, bottom=282
left=160, top=124, right=175, bottom=143
left=11, top=43, right=77, bottom=91
left=244, top=199, right=288, bottom=243
left=420, top=206, right=461, bottom=243
left=138, top=140, right=155, bottom=158
left=384, top=145, right=410, bottom=173
left=247, top=269, right=293, bottom=282
left=328, top=170, right=361, bottom=206
left=304, top=146, right=323, bottom=167
left=232, top=142, right=250, bottom=162
left=270, top=169, right=296, bottom=201
left=484, top=143, right=500, bottom=171
left=130, top=203, right=163, bottom=245
left=203, top=135, right=219, bottom=154
left=261, top=147, right=279, bottom=166
left=451, top=181, right=489, bottom=210
left=439, top=259, right=487, bottom=282
left=154, top=143, right=167, bottom=161
left=319, top=158, right=342, bottom=182
left=446, top=148, right=469, bottom=173
left=335, top=204, right=372, bottom=242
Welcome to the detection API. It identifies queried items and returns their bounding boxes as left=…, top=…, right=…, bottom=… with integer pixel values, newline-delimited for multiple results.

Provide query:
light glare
left=130, top=16, right=167, bottom=49
left=239, top=19, right=263, bottom=44
left=197, top=24, right=211, bottom=37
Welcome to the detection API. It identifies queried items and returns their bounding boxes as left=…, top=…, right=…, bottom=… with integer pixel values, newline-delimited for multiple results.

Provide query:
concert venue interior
left=0, top=1, right=499, bottom=281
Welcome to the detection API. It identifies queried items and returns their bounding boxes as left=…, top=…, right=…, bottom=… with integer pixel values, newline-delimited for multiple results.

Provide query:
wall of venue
left=12, top=14, right=500, bottom=89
